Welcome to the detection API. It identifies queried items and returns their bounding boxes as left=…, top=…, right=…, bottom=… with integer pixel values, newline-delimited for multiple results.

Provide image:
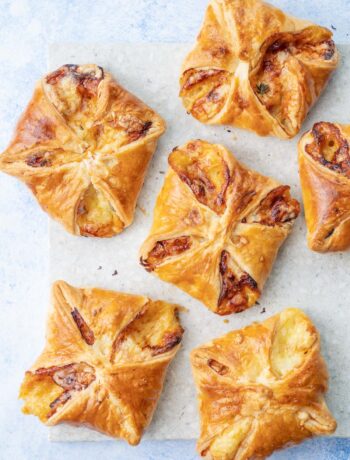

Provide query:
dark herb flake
left=256, top=82, right=270, bottom=95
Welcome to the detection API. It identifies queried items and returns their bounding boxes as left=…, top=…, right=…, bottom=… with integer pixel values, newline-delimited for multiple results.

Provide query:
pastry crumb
left=137, top=204, right=147, bottom=215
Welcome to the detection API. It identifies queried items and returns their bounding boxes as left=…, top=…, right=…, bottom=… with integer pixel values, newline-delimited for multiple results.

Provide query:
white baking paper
left=48, top=43, right=350, bottom=440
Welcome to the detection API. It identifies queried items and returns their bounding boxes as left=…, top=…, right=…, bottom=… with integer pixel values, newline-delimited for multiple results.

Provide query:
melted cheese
left=209, top=417, right=252, bottom=460
left=270, top=310, right=317, bottom=377
left=76, top=184, right=124, bottom=237
left=170, top=141, right=230, bottom=214
left=20, top=373, right=63, bottom=422
left=180, top=69, right=230, bottom=122
left=113, top=301, right=182, bottom=363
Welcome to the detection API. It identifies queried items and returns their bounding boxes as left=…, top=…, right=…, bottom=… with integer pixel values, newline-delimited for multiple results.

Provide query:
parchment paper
left=49, top=43, right=350, bottom=440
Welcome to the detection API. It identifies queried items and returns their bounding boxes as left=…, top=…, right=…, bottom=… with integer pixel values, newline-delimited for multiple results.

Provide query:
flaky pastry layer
left=191, top=308, right=336, bottom=460
left=19, top=280, right=183, bottom=444
left=180, top=0, right=339, bottom=138
left=298, top=122, right=350, bottom=252
left=0, top=64, right=165, bottom=237
left=140, top=139, right=300, bottom=315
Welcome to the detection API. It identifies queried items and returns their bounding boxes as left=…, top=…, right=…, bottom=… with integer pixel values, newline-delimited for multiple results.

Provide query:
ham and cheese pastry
left=0, top=64, right=165, bottom=237
left=140, top=140, right=300, bottom=315
left=299, top=122, right=350, bottom=252
left=191, top=308, right=337, bottom=459
left=19, top=280, right=183, bottom=444
left=180, top=0, right=339, bottom=139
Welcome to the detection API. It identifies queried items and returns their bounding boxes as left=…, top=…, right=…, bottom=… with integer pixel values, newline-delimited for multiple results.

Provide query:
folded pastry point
left=298, top=122, right=350, bottom=252
left=180, top=0, right=339, bottom=139
left=140, top=140, right=300, bottom=315
left=0, top=64, right=165, bottom=237
left=19, top=280, right=183, bottom=444
left=191, top=308, right=337, bottom=459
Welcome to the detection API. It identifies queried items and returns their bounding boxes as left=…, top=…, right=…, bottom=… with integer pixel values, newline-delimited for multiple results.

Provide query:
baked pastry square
left=180, top=0, right=339, bottom=139
left=140, top=140, right=300, bottom=315
left=191, top=308, right=337, bottom=460
left=299, top=122, right=350, bottom=252
left=0, top=64, right=165, bottom=237
left=19, top=280, right=183, bottom=444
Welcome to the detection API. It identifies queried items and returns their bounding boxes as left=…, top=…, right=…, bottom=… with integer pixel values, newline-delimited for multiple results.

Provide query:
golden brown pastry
left=180, top=0, right=339, bottom=139
left=140, top=140, right=300, bottom=315
left=19, top=280, right=183, bottom=444
left=0, top=64, right=165, bottom=237
left=191, top=308, right=337, bottom=460
left=299, top=122, right=350, bottom=252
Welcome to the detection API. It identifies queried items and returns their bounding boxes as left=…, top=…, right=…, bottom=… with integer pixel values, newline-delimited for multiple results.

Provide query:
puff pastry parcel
left=191, top=308, right=337, bottom=460
left=0, top=64, right=165, bottom=237
left=299, top=122, right=350, bottom=252
left=19, top=280, right=183, bottom=444
left=180, top=0, right=339, bottom=139
left=140, top=140, right=300, bottom=315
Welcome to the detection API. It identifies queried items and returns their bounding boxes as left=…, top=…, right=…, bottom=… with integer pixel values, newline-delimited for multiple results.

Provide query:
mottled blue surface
left=0, top=1, right=349, bottom=459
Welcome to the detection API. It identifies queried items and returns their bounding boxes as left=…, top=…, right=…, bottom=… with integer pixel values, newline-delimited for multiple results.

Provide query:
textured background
left=0, top=1, right=350, bottom=459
